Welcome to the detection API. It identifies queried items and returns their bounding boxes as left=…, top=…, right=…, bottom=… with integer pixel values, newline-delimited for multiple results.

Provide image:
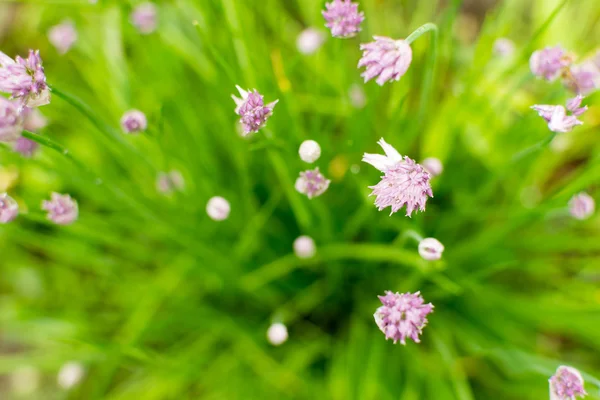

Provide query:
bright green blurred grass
left=1, top=0, right=600, bottom=398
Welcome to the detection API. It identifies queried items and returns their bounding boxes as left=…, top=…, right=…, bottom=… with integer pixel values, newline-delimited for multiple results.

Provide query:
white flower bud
left=58, top=362, right=85, bottom=389
left=421, top=157, right=443, bottom=177
left=293, top=235, right=316, bottom=259
left=206, top=196, right=230, bottom=221
left=267, top=323, right=288, bottom=346
left=418, top=238, right=444, bottom=261
left=298, top=140, right=321, bottom=163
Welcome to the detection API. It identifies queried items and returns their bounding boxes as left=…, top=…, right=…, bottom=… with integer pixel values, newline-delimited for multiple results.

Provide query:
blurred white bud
left=58, top=361, right=85, bottom=389
left=298, top=140, right=321, bottom=163
left=421, top=157, right=443, bottom=177
left=293, top=235, right=316, bottom=259
left=569, top=192, right=595, bottom=220
left=296, top=28, right=325, bottom=55
left=493, top=38, right=515, bottom=58
left=418, top=238, right=445, bottom=261
left=267, top=323, right=288, bottom=346
left=206, top=196, right=230, bottom=221
left=349, top=84, right=366, bottom=109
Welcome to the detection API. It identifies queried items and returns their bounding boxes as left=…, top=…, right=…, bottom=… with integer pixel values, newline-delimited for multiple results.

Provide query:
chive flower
left=232, top=85, right=278, bottom=135
left=42, top=193, right=78, bottom=225
left=0, top=193, right=19, bottom=223
left=322, top=0, right=364, bottom=38
left=295, top=167, right=330, bottom=199
left=48, top=21, right=78, bottom=55
left=0, top=50, right=50, bottom=108
left=374, top=291, right=433, bottom=345
left=549, top=366, right=587, bottom=400
left=0, top=97, right=23, bottom=142
left=358, top=37, right=413, bottom=86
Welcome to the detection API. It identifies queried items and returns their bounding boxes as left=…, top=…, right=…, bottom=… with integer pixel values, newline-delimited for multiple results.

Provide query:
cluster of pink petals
left=232, top=85, right=278, bottom=135
left=42, top=193, right=78, bottom=225
left=322, top=0, right=364, bottom=38
left=549, top=366, right=587, bottom=400
left=13, top=108, right=46, bottom=157
left=569, top=192, right=595, bottom=220
left=120, top=110, right=147, bottom=134
left=295, top=167, right=330, bottom=199
left=0, top=96, right=24, bottom=142
left=0, top=193, right=19, bottom=223
left=565, top=61, right=600, bottom=95
left=363, top=138, right=432, bottom=217
left=358, top=37, right=413, bottom=86
left=531, top=95, right=587, bottom=133
left=131, top=3, right=158, bottom=35
left=0, top=50, right=50, bottom=108
left=374, top=291, right=434, bottom=345
left=530, top=46, right=573, bottom=81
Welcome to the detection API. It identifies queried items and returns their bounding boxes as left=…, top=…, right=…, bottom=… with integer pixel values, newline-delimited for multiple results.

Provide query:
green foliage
left=1, top=0, right=600, bottom=398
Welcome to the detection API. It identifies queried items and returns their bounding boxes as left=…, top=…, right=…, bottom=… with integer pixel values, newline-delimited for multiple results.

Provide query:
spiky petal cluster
left=531, top=95, right=587, bottom=133
left=358, top=36, right=413, bottom=86
left=0, top=193, right=19, bottom=223
left=42, top=193, right=78, bottom=225
left=374, top=291, right=433, bottom=345
left=549, top=366, right=587, bottom=400
left=530, top=46, right=573, bottom=81
left=131, top=2, right=158, bottom=34
left=120, top=110, right=147, bottom=134
left=363, top=138, right=433, bottom=217
left=0, top=50, right=50, bottom=108
left=322, top=0, right=364, bottom=39
left=0, top=97, right=23, bottom=142
left=48, top=21, right=78, bottom=55
left=569, top=192, right=595, bottom=220
left=295, top=167, right=331, bottom=199
left=565, top=62, right=600, bottom=95
left=232, top=86, right=278, bottom=135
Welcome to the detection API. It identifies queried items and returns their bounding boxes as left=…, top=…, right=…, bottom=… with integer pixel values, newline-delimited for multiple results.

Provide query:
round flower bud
left=57, top=362, right=85, bottom=389
left=42, top=193, right=78, bottom=225
left=0, top=193, right=19, bottom=223
left=131, top=2, right=158, bottom=34
left=418, top=238, right=444, bottom=261
left=206, top=196, right=230, bottom=221
left=569, top=192, right=595, bottom=220
left=293, top=235, right=316, bottom=259
left=296, top=28, right=325, bottom=55
left=267, top=323, right=288, bottom=346
left=421, top=157, right=443, bottom=177
left=120, top=110, right=147, bottom=134
left=298, top=140, right=321, bottom=163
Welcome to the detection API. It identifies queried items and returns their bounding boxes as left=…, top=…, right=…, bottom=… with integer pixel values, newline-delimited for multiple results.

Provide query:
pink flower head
left=569, top=192, right=595, bottom=220
left=0, top=50, right=50, bottom=108
left=565, top=62, right=600, bottom=95
left=120, top=110, right=147, bottom=134
left=421, top=157, right=443, bottom=177
left=22, top=107, right=47, bottom=132
left=42, top=193, right=78, bottom=225
left=531, top=96, right=587, bottom=133
left=232, top=85, right=278, bottom=135
left=131, top=3, right=158, bottom=34
left=549, top=366, right=587, bottom=400
left=322, top=0, right=364, bottom=39
left=358, top=36, right=413, bottom=86
left=0, top=193, right=19, bottom=223
left=0, top=97, right=24, bottom=142
left=374, top=291, right=433, bottom=345
left=493, top=38, right=515, bottom=58
left=156, top=170, right=185, bottom=194
left=295, top=167, right=330, bottom=199
left=530, top=46, right=573, bottom=81
left=362, top=138, right=433, bottom=217
left=48, top=21, right=78, bottom=55
left=14, top=136, right=39, bottom=157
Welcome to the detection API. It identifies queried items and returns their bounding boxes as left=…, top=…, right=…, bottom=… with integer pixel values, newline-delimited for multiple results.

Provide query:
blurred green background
left=1, top=0, right=600, bottom=398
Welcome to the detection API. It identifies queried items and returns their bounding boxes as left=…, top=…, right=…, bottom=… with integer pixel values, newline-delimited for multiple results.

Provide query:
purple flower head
left=156, top=170, right=185, bottom=194
left=530, top=46, right=573, bottom=81
left=374, top=291, right=433, bottom=345
left=42, top=192, right=78, bottom=225
left=0, top=50, right=50, bottom=108
left=0, top=97, right=24, bottom=142
left=48, top=21, right=78, bottom=55
left=531, top=96, right=587, bottom=133
left=295, top=167, right=331, bottom=199
left=358, top=36, right=413, bottom=86
left=0, top=193, right=19, bottom=223
left=549, top=366, right=587, bottom=400
left=120, top=110, right=147, bottom=134
left=362, top=138, right=433, bottom=217
left=569, top=192, right=595, bottom=220
left=131, top=3, right=158, bottom=34
left=14, top=136, right=39, bottom=157
left=493, top=38, right=515, bottom=58
left=322, top=0, right=364, bottom=39
left=232, top=85, right=278, bottom=135
left=565, top=62, right=600, bottom=95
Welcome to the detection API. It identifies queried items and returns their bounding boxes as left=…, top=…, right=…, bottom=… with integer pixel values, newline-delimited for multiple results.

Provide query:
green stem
left=21, top=130, right=92, bottom=175
left=405, top=22, right=438, bottom=45
left=512, top=131, right=558, bottom=163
